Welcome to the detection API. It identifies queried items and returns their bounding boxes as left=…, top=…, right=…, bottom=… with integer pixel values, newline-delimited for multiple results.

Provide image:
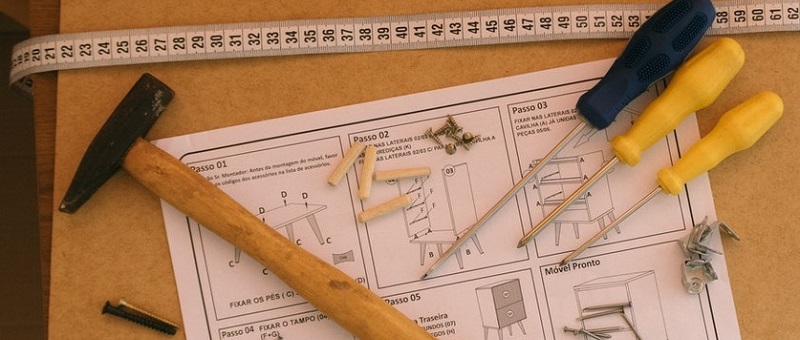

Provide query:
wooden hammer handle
left=123, top=138, right=433, bottom=339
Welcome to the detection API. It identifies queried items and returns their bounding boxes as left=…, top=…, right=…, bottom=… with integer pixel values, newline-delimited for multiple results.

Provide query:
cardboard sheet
left=50, top=0, right=800, bottom=338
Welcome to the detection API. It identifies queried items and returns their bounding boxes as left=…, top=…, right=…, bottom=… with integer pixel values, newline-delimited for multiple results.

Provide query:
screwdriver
left=560, top=91, right=783, bottom=265
left=421, top=0, right=716, bottom=279
left=516, top=37, right=745, bottom=248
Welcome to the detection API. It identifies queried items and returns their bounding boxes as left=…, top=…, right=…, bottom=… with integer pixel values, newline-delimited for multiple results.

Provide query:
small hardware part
left=678, top=216, right=739, bottom=294
left=424, top=128, right=444, bottom=147
left=457, top=132, right=480, bottom=150
left=566, top=303, right=642, bottom=340
left=426, top=115, right=480, bottom=155
left=461, top=132, right=475, bottom=144
left=434, top=123, right=452, bottom=136
left=444, top=143, right=457, bottom=155
left=681, top=216, right=740, bottom=257
left=444, top=115, right=463, bottom=139
left=683, top=259, right=718, bottom=294
left=102, top=300, right=178, bottom=335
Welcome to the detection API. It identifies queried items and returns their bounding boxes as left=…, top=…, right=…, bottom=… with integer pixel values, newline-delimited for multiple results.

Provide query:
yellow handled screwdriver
left=421, top=0, right=718, bottom=279
left=517, top=37, right=745, bottom=248
left=560, top=91, right=783, bottom=265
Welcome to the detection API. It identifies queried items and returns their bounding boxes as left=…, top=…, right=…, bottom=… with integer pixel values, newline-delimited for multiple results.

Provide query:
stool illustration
left=232, top=202, right=327, bottom=265
left=399, top=163, right=483, bottom=268
left=531, top=151, right=617, bottom=246
left=574, top=271, right=668, bottom=339
left=475, top=278, right=527, bottom=340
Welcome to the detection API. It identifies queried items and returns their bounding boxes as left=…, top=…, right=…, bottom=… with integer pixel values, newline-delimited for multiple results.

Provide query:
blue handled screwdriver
left=421, top=0, right=716, bottom=279
left=517, top=37, right=745, bottom=248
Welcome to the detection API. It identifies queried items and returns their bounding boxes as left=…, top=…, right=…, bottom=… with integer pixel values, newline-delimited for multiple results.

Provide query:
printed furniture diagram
left=574, top=271, right=668, bottom=339
left=400, top=163, right=484, bottom=268
left=531, top=151, right=617, bottom=245
left=233, top=203, right=327, bottom=265
left=475, top=279, right=527, bottom=340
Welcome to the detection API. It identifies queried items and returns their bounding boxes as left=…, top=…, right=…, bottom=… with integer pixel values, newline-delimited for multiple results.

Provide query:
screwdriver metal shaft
left=560, top=187, right=662, bottom=265
left=421, top=0, right=715, bottom=279
left=420, top=123, right=587, bottom=279
left=517, top=37, right=745, bottom=248
left=560, top=91, right=783, bottom=265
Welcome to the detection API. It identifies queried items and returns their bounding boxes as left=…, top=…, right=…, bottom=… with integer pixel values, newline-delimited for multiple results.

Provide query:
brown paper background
left=51, top=0, right=799, bottom=338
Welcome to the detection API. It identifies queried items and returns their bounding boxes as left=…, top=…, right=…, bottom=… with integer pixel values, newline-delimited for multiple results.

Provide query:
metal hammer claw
left=60, top=74, right=433, bottom=339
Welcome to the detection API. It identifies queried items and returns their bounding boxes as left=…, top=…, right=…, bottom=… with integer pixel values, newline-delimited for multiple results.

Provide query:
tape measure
left=9, top=0, right=800, bottom=97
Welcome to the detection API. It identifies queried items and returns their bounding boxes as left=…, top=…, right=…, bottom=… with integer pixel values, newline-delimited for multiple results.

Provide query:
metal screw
left=445, top=143, right=457, bottom=155
left=441, top=115, right=464, bottom=141
left=461, top=132, right=475, bottom=144
left=445, top=127, right=462, bottom=141
left=446, top=115, right=462, bottom=132
left=428, top=115, right=480, bottom=154
left=433, top=124, right=452, bottom=136
left=102, top=301, right=178, bottom=335
left=424, top=127, right=444, bottom=147
left=459, top=132, right=479, bottom=150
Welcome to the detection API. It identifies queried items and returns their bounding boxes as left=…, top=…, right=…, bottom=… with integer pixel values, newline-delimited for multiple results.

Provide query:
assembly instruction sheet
left=156, top=59, right=740, bottom=340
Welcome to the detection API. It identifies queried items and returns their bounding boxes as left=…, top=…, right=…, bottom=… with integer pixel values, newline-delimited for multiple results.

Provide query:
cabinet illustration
left=475, top=279, right=527, bottom=340
left=532, top=151, right=617, bottom=245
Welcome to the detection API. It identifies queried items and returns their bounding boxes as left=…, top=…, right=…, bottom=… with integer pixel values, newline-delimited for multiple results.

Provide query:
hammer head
left=59, top=73, right=174, bottom=213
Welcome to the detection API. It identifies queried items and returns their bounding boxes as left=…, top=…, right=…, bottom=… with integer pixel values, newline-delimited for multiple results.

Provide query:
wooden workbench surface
left=40, top=0, right=799, bottom=338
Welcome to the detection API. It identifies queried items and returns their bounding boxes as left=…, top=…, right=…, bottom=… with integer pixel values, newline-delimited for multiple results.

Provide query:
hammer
left=60, top=74, right=433, bottom=339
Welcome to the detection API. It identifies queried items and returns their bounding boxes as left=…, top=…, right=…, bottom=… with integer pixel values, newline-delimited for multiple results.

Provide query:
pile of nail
left=564, top=302, right=641, bottom=340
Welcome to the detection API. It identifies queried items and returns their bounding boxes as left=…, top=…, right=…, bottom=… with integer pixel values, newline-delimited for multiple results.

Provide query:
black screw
left=102, top=301, right=178, bottom=335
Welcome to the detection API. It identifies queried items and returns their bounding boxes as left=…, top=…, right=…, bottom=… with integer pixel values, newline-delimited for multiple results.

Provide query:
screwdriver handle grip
left=577, top=0, right=715, bottom=130
left=612, top=37, right=745, bottom=166
left=658, top=91, right=783, bottom=195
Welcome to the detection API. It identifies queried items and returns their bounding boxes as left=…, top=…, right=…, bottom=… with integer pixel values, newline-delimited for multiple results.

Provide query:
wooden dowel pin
left=327, top=141, right=366, bottom=186
left=374, top=167, right=431, bottom=181
left=358, top=195, right=412, bottom=223
left=358, top=145, right=378, bottom=199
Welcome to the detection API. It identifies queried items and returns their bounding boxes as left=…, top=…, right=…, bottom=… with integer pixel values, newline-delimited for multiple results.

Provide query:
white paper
left=155, top=59, right=740, bottom=340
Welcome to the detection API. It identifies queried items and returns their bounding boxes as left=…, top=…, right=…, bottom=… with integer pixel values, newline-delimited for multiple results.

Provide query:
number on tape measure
left=9, top=0, right=800, bottom=92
